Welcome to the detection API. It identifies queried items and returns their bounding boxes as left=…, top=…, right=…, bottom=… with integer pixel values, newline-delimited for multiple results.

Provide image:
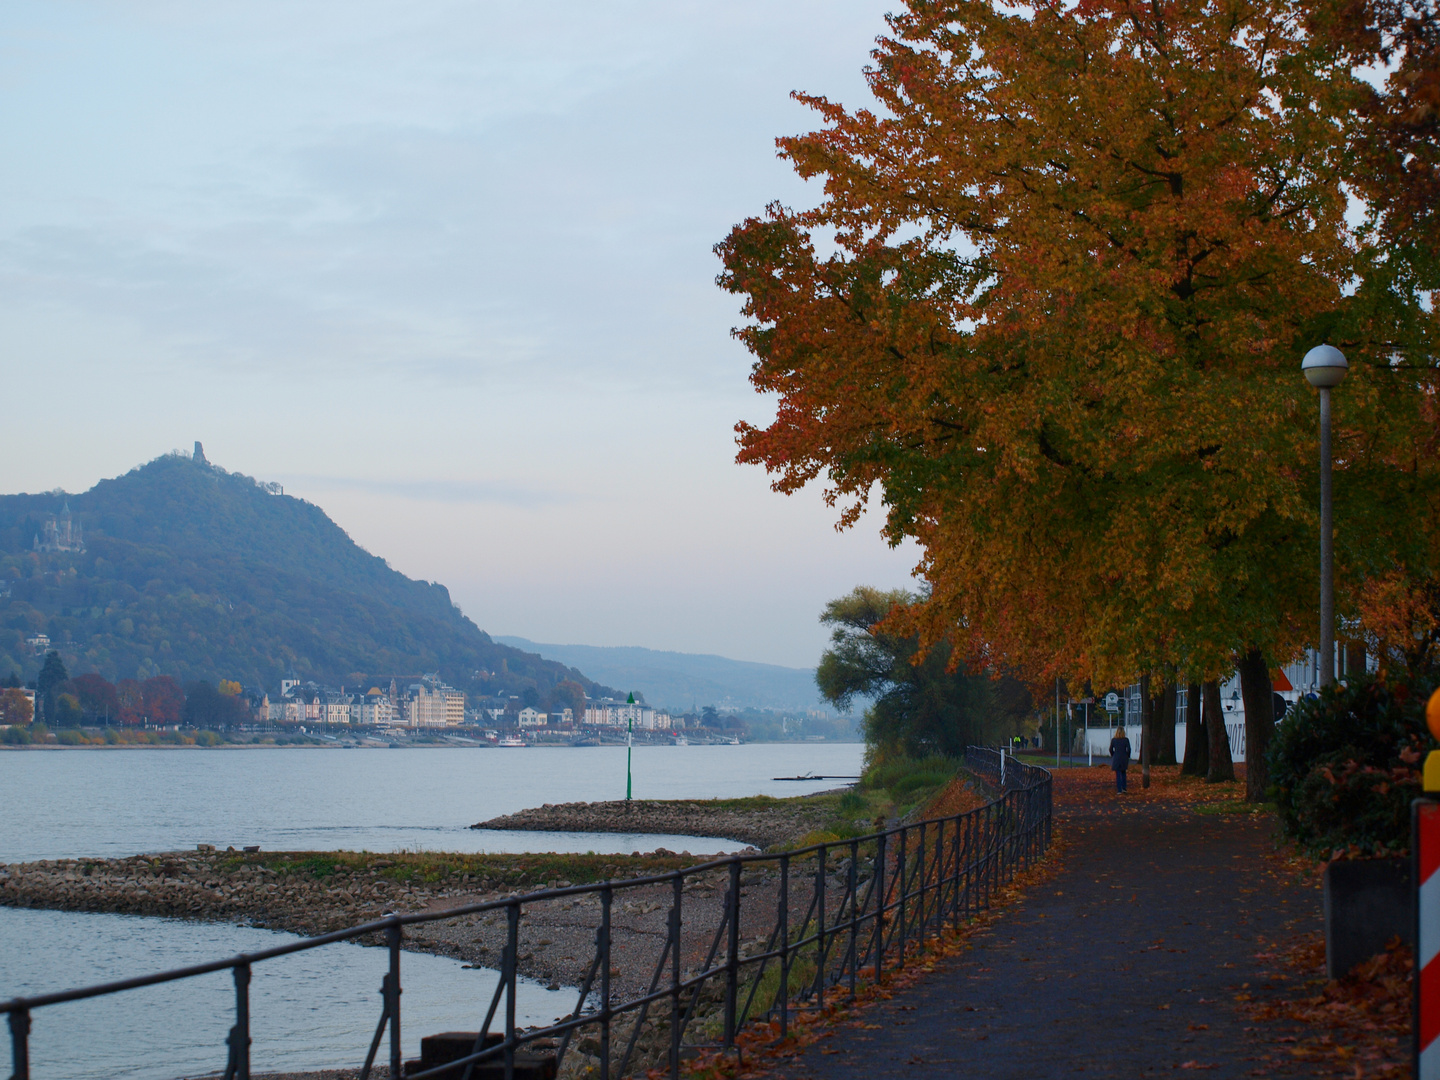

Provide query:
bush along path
left=733, top=767, right=1333, bottom=1080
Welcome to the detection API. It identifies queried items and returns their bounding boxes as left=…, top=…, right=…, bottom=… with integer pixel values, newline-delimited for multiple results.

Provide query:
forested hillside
left=0, top=453, right=610, bottom=700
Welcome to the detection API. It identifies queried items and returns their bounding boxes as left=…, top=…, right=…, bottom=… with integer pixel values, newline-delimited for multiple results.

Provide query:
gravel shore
left=4, top=851, right=798, bottom=1080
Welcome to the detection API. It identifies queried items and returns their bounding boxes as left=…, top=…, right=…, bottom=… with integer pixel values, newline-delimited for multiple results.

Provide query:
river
left=0, top=742, right=864, bottom=862
left=1, top=906, right=572, bottom=1080
left=0, top=742, right=864, bottom=1078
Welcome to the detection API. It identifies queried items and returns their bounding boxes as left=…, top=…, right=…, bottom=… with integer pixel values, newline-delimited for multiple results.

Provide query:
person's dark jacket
left=1109, top=735, right=1132, bottom=771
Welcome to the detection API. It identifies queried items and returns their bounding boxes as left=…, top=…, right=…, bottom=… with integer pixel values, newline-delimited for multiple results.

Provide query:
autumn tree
left=71, top=673, right=120, bottom=724
left=719, top=0, right=1439, bottom=801
left=1312, top=0, right=1439, bottom=268
left=0, top=687, right=33, bottom=727
left=116, top=678, right=144, bottom=726
left=141, top=675, right=185, bottom=727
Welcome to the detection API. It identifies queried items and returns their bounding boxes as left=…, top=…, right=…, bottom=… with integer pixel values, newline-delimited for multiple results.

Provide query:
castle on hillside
left=33, top=503, right=84, bottom=554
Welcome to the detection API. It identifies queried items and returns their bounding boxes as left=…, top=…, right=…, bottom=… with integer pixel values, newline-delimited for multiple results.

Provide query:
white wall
left=1080, top=722, right=1248, bottom=763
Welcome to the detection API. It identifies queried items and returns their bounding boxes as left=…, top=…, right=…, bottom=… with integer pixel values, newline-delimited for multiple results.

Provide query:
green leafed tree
left=817, top=586, right=1032, bottom=759
left=35, top=650, right=68, bottom=723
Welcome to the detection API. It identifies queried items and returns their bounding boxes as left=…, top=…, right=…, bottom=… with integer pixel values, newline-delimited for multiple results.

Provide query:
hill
left=493, top=636, right=825, bottom=713
left=0, top=451, right=612, bottom=702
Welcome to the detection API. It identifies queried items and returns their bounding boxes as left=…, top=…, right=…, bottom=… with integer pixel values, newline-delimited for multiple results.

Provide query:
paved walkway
left=766, top=771, right=1322, bottom=1079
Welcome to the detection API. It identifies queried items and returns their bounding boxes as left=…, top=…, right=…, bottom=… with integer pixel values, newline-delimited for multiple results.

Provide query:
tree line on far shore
left=0, top=651, right=246, bottom=731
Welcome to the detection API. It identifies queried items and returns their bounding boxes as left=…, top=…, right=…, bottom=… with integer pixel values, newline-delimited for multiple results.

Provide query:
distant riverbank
left=0, top=737, right=862, bottom=750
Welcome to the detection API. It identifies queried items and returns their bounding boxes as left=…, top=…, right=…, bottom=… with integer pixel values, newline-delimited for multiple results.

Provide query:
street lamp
left=1303, top=344, right=1349, bottom=687
left=625, top=692, right=635, bottom=803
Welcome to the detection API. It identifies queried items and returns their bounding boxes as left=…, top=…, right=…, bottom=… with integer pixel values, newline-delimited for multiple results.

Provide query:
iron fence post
left=933, top=819, right=944, bottom=938
left=386, top=922, right=402, bottom=1080
left=9, top=1007, right=30, bottom=1080
left=228, top=962, right=251, bottom=1080
left=814, top=845, right=826, bottom=1003
left=917, top=822, right=927, bottom=939
left=847, top=840, right=858, bottom=999
left=952, top=813, right=963, bottom=928
left=724, top=861, right=740, bottom=1049
left=778, top=854, right=789, bottom=1036
left=897, top=828, right=907, bottom=967
left=960, top=812, right=971, bottom=923
left=981, top=804, right=990, bottom=911
left=872, top=831, right=886, bottom=981
left=1015, top=790, right=1023, bottom=877
left=505, top=903, right=520, bottom=1080
left=600, top=884, right=612, bottom=1080
left=670, top=873, right=682, bottom=1080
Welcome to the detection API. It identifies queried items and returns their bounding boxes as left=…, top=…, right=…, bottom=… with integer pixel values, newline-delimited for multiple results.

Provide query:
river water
left=0, top=742, right=864, bottom=1078
left=1, top=906, right=573, bottom=1080
left=0, top=742, right=864, bottom=862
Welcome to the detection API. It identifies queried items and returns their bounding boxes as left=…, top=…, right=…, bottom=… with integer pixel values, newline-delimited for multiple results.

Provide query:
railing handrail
left=3, top=748, right=1052, bottom=1080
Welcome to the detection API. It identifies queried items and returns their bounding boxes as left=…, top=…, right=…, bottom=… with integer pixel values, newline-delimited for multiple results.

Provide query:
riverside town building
left=261, top=673, right=465, bottom=729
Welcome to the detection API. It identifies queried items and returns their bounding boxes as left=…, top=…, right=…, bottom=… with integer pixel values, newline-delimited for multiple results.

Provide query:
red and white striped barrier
left=1417, top=798, right=1440, bottom=1078
left=1417, top=690, right=1440, bottom=1078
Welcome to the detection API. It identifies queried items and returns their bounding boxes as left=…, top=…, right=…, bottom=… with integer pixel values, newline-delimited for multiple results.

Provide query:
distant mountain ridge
left=0, top=452, right=613, bottom=701
left=494, top=637, right=823, bottom=713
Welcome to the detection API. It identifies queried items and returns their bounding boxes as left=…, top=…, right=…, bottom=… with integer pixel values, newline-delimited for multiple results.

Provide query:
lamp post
left=625, top=692, right=635, bottom=803
left=1302, top=344, right=1349, bottom=687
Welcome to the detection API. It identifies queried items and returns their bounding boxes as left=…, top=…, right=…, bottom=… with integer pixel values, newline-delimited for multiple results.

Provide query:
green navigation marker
left=626, top=692, right=635, bottom=803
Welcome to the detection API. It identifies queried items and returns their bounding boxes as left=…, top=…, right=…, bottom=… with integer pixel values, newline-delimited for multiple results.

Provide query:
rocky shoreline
left=474, top=796, right=837, bottom=850
left=0, top=846, right=780, bottom=997
left=0, top=851, right=448, bottom=936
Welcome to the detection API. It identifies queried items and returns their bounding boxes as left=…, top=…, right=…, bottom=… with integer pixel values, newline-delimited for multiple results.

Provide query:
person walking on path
left=1109, top=726, right=1131, bottom=792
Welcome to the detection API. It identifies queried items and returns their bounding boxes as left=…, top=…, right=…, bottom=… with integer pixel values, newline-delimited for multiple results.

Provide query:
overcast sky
left=0, top=1, right=919, bottom=669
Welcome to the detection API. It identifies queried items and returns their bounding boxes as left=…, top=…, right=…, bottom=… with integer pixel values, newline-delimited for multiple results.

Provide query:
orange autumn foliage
left=718, top=0, right=1440, bottom=689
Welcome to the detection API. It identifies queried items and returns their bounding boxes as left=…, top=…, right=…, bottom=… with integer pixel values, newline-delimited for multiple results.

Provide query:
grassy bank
left=779, top=753, right=982, bottom=849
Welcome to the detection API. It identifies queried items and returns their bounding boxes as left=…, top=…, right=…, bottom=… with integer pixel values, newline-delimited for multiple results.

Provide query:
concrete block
left=405, top=1030, right=556, bottom=1080
left=1323, top=856, right=1412, bottom=979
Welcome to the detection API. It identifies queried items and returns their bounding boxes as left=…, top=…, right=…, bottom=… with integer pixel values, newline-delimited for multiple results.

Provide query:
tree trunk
left=1156, top=682, right=1178, bottom=765
left=1139, top=673, right=1152, bottom=788
left=1237, top=647, right=1274, bottom=802
left=1204, top=679, right=1235, bottom=783
left=1343, top=641, right=1367, bottom=679
left=1181, top=682, right=1208, bottom=777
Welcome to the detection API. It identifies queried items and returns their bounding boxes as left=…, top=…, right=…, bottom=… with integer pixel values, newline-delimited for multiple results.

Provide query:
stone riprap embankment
left=473, top=797, right=833, bottom=850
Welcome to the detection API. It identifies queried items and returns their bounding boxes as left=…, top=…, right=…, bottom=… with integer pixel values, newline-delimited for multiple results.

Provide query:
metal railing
left=3, top=748, right=1051, bottom=1080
